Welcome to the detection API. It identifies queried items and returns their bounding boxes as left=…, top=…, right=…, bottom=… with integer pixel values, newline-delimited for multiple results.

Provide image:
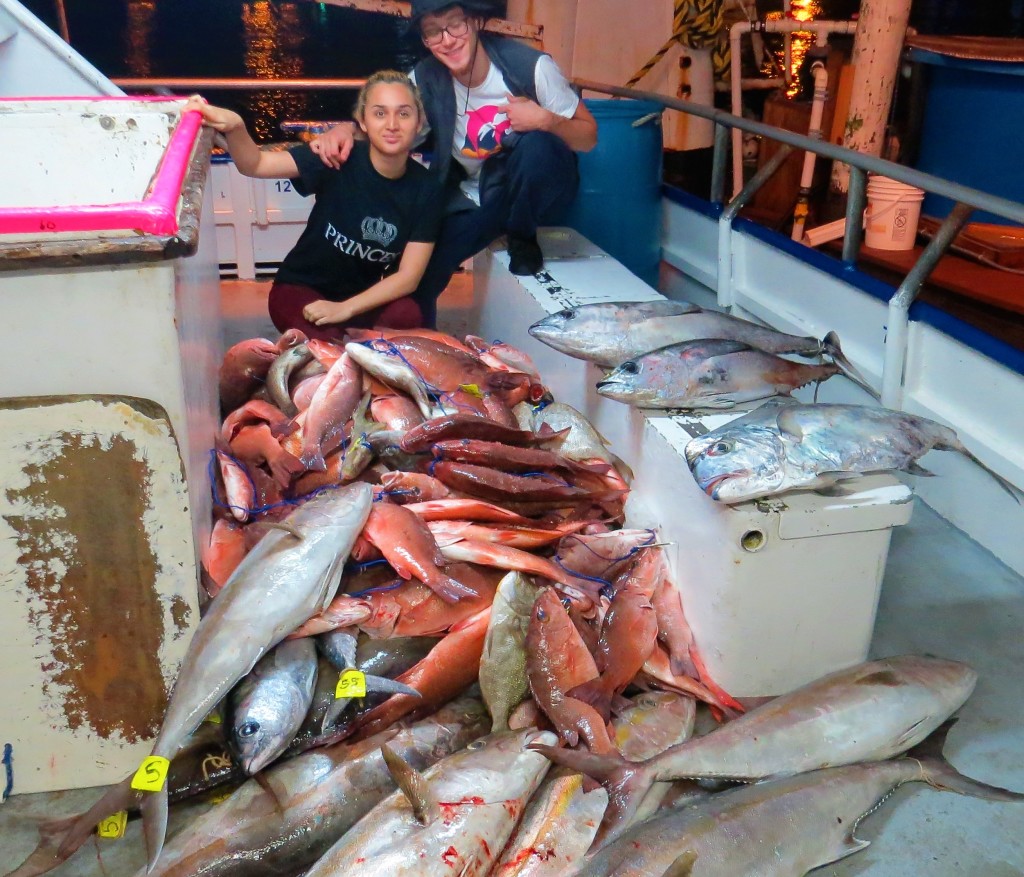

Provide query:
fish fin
left=269, top=450, right=306, bottom=487
left=611, top=454, right=634, bottom=484
left=528, top=744, right=654, bottom=849
left=567, top=680, right=613, bottom=724
left=381, top=744, right=439, bottom=824
left=140, top=787, right=168, bottom=873
left=660, top=849, right=699, bottom=877
left=321, top=696, right=351, bottom=732
left=254, top=771, right=287, bottom=815
left=51, top=775, right=135, bottom=860
left=909, top=719, right=1024, bottom=801
left=774, top=407, right=807, bottom=442
left=364, top=675, right=422, bottom=698
left=3, top=812, right=99, bottom=877
left=298, top=448, right=328, bottom=473
left=821, top=332, right=879, bottom=400
left=906, top=462, right=935, bottom=477
left=894, top=716, right=930, bottom=750
left=426, top=574, right=479, bottom=604
left=831, top=836, right=872, bottom=862
left=263, top=521, right=305, bottom=540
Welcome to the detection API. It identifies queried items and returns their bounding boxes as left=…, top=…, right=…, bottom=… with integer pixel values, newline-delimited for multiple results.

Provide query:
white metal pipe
left=717, top=215, right=734, bottom=307
left=881, top=297, right=909, bottom=408
left=791, top=60, right=828, bottom=242
left=730, top=19, right=857, bottom=196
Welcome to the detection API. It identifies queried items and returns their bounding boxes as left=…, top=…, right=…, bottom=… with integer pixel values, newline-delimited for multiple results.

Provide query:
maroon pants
left=267, top=281, right=424, bottom=342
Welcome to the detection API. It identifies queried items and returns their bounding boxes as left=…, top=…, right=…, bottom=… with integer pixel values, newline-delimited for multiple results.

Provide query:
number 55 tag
left=336, top=669, right=367, bottom=699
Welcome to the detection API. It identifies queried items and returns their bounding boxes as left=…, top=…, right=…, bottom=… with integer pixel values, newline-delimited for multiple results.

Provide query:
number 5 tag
left=131, top=756, right=170, bottom=792
left=97, top=811, right=128, bottom=839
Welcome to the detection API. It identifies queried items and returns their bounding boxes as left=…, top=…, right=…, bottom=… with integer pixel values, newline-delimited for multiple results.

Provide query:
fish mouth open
left=702, top=474, right=731, bottom=498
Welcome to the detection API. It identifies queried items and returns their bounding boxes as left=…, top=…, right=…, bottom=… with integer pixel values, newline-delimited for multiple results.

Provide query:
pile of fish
left=528, top=300, right=873, bottom=410
left=8, top=326, right=1022, bottom=877
left=526, top=299, right=1018, bottom=505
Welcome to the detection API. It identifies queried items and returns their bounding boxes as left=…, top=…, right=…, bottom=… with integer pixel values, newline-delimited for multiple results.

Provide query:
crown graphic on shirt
left=360, top=216, right=398, bottom=247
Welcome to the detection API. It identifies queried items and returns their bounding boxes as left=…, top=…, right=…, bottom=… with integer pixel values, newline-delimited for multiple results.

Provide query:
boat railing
left=574, top=78, right=1024, bottom=410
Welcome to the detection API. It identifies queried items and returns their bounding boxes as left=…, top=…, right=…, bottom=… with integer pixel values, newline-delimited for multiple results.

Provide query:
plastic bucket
left=561, top=98, right=664, bottom=286
left=864, top=174, right=925, bottom=250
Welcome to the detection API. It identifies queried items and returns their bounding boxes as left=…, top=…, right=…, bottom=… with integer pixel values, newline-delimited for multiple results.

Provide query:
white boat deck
left=2, top=266, right=1022, bottom=876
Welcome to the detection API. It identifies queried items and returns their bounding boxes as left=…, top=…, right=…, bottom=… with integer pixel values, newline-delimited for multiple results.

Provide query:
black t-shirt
left=275, top=141, right=442, bottom=301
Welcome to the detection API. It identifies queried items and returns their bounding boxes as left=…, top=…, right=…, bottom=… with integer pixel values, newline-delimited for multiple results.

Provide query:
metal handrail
left=573, top=77, right=1024, bottom=411
left=573, top=78, right=1024, bottom=226
left=113, top=77, right=367, bottom=92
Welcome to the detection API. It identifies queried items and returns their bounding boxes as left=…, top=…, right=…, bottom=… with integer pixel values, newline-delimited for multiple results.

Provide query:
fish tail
left=948, top=444, right=1024, bottom=505
left=54, top=775, right=136, bottom=859
left=428, top=574, right=479, bottom=604
left=3, top=811, right=100, bottom=877
left=141, top=787, right=169, bottom=873
left=912, top=720, right=1024, bottom=801
left=567, top=679, right=613, bottom=724
left=270, top=447, right=307, bottom=486
left=821, top=331, right=878, bottom=400
left=690, top=645, right=745, bottom=717
left=298, top=446, right=328, bottom=474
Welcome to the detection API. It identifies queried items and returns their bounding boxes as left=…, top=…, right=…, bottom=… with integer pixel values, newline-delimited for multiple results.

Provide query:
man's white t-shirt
left=411, top=56, right=580, bottom=204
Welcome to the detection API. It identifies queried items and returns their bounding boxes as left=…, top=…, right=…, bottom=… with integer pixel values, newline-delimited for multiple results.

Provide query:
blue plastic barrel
left=910, top=48, right=1024, bottom=226
left=561, top=98, right=664, bottom=287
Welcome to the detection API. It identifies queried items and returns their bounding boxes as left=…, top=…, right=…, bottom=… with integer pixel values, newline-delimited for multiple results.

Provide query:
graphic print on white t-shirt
left=453, top=63, right=513, bottom=177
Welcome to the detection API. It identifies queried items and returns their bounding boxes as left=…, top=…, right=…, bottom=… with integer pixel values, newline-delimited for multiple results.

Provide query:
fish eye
left=557, top=309, right=576, bottom=320
left=619, top=361, right=639, bottom=375
left=709, top=439, right=733, bottom=455
left=536, top=607, right=547, bottom=621
left=237, top=721, right=260, bottom=738
left=467, top=740, right=485, bottom=751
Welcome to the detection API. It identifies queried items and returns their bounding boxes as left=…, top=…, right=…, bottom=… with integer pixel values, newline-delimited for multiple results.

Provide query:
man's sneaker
left=507, top=233, right=544, bottom=276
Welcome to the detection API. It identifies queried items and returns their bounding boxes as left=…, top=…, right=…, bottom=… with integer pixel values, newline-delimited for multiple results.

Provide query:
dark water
left=18, top=0, right=423, bottom=141
left=17, top=0, right=1020, bottom=141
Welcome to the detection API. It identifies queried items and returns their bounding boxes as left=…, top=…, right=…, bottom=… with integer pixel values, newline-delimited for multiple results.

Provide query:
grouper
left=533, top=655, right=979, bottom=845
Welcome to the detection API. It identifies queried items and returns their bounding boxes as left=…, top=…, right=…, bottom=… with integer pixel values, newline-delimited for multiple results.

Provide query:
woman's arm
left=302, top=241, right=435, bottom=327
left=184, top=96, right=299, bottom=179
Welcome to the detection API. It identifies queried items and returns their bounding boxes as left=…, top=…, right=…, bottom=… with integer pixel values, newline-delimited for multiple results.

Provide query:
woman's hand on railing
left=183, top=94, right=242, bottom=134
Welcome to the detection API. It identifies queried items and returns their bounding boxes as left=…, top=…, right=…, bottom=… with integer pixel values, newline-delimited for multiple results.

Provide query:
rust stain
left=169, top=595, right=191, bottom=638
left=4, top=431, right=171, bottom=741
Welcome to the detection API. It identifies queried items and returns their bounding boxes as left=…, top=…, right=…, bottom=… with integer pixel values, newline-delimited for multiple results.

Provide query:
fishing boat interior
left=1, top=0, right=1023, bottom=874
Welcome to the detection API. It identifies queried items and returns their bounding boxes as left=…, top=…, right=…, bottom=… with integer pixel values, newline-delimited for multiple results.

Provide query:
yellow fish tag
left=131, top=756, right=170, bottom=792
left=204, top=711, right=222, bottom=724
left=459, top=383, right=485, bottom=399
left=97, top=811, right=128, bottom=839
left=336, top=669, right=367, bottom=699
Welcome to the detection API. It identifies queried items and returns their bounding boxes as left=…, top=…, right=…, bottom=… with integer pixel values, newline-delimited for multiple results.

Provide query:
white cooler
left=463, top=228, right=913, bottom=697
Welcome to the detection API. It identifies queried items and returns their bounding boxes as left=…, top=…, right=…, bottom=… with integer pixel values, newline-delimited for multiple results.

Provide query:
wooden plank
left=0, top=395, right=200, bottom=794
left=314, top=0, right=543, bottom=43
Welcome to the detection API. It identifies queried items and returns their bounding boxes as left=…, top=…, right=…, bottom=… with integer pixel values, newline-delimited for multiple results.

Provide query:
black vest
left=414, top=32, right=546, bottom=195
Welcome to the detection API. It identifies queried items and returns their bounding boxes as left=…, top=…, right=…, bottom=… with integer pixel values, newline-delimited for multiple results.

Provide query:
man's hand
left=302, top=299, right=352, bottom=327
left=498, top=94, right=554, bottom=135
left=310, top=123, right=356, bottom=169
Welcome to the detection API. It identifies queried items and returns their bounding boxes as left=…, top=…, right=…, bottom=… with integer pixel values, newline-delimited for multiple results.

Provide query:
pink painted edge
left=0, top=105, right=201, bottom=237
left=3, top=95, right=181, bottom=102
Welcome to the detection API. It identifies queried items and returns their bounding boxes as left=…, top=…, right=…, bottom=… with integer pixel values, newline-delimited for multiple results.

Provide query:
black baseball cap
left=408, top=0, right=497, bottom=27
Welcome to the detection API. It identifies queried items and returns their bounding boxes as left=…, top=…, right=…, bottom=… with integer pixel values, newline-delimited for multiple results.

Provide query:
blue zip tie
left=520, top=471, right=570, bottom=486
left=351, top=558, right=389, bottom=571
left=551, top=555, right=612, bottom=590
left=348, top=578, right=404, bottom=598
left=2, top=744, right=12, bottom=802
left=361, top=338, right=477, bottom=415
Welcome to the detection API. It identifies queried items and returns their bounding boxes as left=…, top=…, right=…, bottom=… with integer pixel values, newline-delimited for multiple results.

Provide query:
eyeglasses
left=421, top=17, right=470, bottom=47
